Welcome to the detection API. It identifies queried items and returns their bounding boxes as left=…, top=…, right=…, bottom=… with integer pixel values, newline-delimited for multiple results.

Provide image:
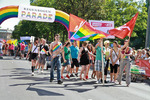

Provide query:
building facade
left=0, top=29, right=12, bottom=41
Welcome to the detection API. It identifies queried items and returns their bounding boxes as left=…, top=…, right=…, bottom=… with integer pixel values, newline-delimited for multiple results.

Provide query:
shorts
left=21, top=50, right=25, bottom=54
left=90, top=60, right=92, bottom=64
left=110, top=64, right=119, bottom=73
left=39, top=54, right=46, bottom=65
left=31, top=53, right=38, bottom=60
left=95, top=60, right=104, bottom=72
left=71, top=58, right=79, bottom=68
left=63, top=59, right=71, bottom=67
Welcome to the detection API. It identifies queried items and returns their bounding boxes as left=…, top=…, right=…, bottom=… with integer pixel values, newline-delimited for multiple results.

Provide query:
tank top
left=80, top=47, right=90, bottom=65
left=121, top=47, right=131, bottom=59
left=110, top=49, right=119, bottom=64
left=32, top=43, right=38, bottom=53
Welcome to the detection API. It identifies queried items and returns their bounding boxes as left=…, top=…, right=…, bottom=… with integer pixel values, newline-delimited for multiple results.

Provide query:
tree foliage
left=12, top=0, right=148, bottom=49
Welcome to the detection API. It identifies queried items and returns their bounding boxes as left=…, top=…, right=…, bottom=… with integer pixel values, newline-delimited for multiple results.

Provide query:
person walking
left=8, top=43, right=11, bottom=56
left=104, top=40, right=110, bottom=83
left=26, top=38, right=39, bottom=76
left=14, top=42, right=21, bottom=59
left=86, top=44, right=95, bottom=79
left=110, top=41, right=121, bottom=83
left=118, top=39, right=132, bottom=87
left=10, top=43, right=14, bottom=56
left=0, top=41, right=3, bottom=55
left=38, top=39, right=49, bottom=73
left=95, top=39, right=105, bottom=84
left=70, top=41, right=79, bottom=77
left=49, top=34, right=63, bottom=84
left=21, top=42, right=26, bottom=59
left=78, top=41, right=95, bottom=80
left=61, top=41, right=71, bottom=79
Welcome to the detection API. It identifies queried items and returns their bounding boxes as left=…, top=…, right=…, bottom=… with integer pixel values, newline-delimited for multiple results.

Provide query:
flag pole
left=101, top=38, right=104, bottom=85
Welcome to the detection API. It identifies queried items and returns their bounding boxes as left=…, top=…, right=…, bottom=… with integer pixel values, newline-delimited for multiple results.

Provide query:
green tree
left=12, top=0, right=147, bottom=49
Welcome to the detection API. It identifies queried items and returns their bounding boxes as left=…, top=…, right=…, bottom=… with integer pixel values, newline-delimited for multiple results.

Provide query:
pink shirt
left=21, top=44, right=25, bottom=51
left=11, top=44, right=14, bottom=50
left=8, top=45, right=11, bottom=50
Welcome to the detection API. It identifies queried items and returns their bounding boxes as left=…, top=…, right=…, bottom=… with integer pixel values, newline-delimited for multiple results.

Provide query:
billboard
left=18, top=5, right=55, bottom=22
left=89, top=20, right=115, bottom=39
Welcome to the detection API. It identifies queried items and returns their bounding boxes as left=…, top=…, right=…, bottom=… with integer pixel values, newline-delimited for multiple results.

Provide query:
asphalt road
left=0, top=56, right=150, bottom=100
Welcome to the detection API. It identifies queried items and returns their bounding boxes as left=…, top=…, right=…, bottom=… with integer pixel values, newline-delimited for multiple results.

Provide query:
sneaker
left=75, top=73, right=78, bottom=77
left=61, top=76, right=64, bottom=79
left=96, top=80, right=101, bottom=84
left=127, top=84, right=129, bottom=87
left=41, top=70, right=43, bottom=73
left=96, top=80, right=99, bottom=84
left=31, top=73, right=34, bottom=76
left=38, top=69, right=41, bottom=73
left=58, top=80, right=63, bottom=84
left=101, top=79, right=103, bottom=83
left=99, top=79, right=101, bottom=84
left=50, top=79, right=54, bottom=82
left=34, top=69, right=38, bottom=71
left=66, top=75, right=70, bottom=79
left=104, top=80, right=108, bottom=83
left=70, top=74, right=75, bottom=77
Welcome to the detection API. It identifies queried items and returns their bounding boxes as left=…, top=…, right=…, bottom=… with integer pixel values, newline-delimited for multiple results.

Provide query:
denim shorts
left=62, top=59, right=71, bottom=67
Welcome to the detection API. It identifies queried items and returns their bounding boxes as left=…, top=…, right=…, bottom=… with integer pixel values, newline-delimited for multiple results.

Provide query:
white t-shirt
left=141, top=54, right=146, bottom=59
left=110, top=49, right=119, bottom=65
left=32, top=43, right=38, bottom=53
left=145, top=57, right=150, bottom=60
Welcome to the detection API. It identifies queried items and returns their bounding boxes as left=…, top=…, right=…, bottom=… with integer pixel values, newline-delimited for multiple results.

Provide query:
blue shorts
left=62, top=59, right=71, bottom=67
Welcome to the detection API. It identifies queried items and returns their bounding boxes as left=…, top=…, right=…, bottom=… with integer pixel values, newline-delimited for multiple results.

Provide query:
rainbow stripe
left=41, top=48, right=47, bottom=53
left=0, top=6, right=18, bottom=24
left=0, top=6, right=72, bottom=38
left=123, top=56, right=129, bottom=59
left=71, top=21, right=107, bottom=41
left=52, top=43, right=62, bottom=52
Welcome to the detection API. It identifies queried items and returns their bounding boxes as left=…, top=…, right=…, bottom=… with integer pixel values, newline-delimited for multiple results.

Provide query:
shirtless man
left=49, top=34, right=63, bottom=84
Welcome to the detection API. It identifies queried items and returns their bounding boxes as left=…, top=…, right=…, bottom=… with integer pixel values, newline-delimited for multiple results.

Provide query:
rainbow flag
left=41, top=48, right=47, bottom=53
left=52, top=43, right=62, bottom=52
left=70, top=21, right=109, bottom=41
left=123, top=56, right=129, bottom=59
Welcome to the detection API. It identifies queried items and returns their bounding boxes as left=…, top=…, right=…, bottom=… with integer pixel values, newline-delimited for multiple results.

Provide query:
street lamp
left=145, top=0, right=150, bottom=48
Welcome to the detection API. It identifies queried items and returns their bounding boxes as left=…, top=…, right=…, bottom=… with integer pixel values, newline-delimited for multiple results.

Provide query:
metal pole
left=101, top=39, right=104, bottom=85
left=145, top=0, right=150, bottom=48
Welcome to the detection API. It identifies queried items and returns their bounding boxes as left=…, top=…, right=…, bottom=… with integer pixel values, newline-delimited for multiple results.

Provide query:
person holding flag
left=38, top=39, right=49, bottom=73
left=95, top=39, right=105, bottom=84
left=49, top=34, right=63, bottom=84
left=118, top=39, right=132, bottom=87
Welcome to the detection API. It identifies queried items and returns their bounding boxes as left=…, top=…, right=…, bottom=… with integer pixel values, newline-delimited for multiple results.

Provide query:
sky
left=0, top=0, right=30, bottom=30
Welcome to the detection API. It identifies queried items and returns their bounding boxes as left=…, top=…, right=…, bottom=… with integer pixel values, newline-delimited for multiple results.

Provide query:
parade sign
left=89, top=20, right=115, bottom=39
left=20, top=36, right=31, bottom=40
left=18, top=5, right=55, bottom=22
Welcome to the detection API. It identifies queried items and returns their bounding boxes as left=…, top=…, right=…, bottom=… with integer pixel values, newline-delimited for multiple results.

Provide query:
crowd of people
left=0, top=34, right=150, bottom=86
left=0, top=41, right=29, bottom=59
